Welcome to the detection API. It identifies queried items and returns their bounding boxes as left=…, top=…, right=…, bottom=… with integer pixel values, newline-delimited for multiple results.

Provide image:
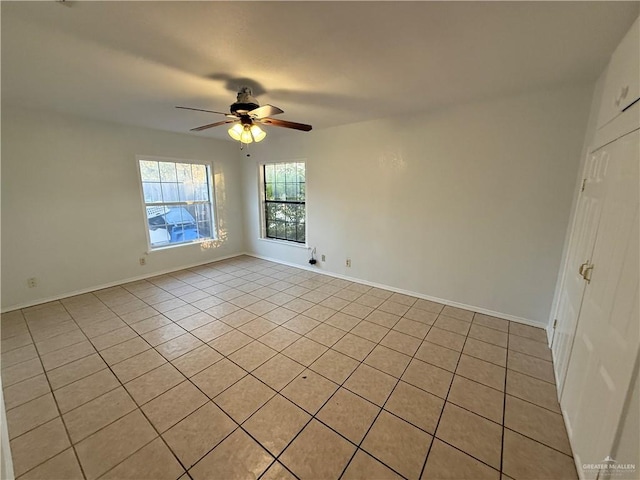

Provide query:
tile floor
left=1, top=255, right=578, bottom=480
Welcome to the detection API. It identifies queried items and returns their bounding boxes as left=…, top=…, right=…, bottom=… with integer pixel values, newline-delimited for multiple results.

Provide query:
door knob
left=579, top=262, right=594, bottom=283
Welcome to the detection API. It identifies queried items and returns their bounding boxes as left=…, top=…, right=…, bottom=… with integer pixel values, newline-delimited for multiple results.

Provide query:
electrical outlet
left=139, top=257, right=146, bottom=266
left=321, top=254, right=326, bottom=262
left=27, top=277, right=37, bottom=288
left=346, top=258, right=351, bottom=268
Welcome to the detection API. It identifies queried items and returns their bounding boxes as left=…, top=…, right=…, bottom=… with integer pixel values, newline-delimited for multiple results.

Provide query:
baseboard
left=1, top=252, right=247, bottom=313
left=246, top=253, right=546, bottom=329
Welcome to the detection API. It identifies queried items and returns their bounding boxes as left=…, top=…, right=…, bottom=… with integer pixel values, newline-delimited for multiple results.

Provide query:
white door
left=561, top=129, right=640, bottom=478
left=552, top=149, right=609, bottom=393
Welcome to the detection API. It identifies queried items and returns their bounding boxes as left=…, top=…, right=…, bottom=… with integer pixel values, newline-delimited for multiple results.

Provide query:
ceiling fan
left=176, top=86, right=312, bottom=144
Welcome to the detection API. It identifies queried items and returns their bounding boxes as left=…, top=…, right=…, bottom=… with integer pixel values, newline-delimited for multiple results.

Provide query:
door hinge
left=553, top=319, right=558, bottom=329
left=581, top=178, right=587, bottom=192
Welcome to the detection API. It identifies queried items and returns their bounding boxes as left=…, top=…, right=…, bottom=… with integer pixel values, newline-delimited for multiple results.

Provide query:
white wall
left=1, top=107, right=245, bottom=310
left=242, top=86, right=592, bottom=325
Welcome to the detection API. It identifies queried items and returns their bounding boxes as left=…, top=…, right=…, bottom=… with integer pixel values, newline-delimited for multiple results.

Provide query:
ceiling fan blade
left=190, top=119, right=237, bottom=132
left=259, top=117, right=312, bottom=132
left=250, top=104, right=284, bottom=119
left=176, top=106, right=230, bottom=116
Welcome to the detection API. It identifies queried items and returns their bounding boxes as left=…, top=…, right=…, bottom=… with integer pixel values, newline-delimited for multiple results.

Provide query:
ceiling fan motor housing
left=230, top=86, right=259, bottom=114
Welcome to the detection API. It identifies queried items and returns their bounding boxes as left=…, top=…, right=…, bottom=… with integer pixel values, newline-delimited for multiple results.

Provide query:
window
left=262, top=161, right=306, bottom=243
left=138, top=158, right=215, bottom=249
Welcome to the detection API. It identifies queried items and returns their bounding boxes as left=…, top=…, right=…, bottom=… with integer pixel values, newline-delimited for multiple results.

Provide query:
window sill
left=147, top=238, right=215, bottom=254
left=257, top=237, right=308, bottom=249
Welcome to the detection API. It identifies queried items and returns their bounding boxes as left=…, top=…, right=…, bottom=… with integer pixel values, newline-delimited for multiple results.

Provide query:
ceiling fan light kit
left=177, top=86, right=312, bottom=148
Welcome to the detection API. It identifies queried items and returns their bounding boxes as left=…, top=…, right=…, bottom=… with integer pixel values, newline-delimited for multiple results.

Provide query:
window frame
left=259, top=160, right=307, bottom=246
left=136, top=155, right=218, bottom=252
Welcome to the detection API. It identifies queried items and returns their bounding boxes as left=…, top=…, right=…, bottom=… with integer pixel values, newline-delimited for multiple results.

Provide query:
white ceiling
left=2, top=1, right=638, bottom=140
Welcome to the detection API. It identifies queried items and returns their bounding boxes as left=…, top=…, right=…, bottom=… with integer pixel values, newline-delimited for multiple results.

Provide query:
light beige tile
left=141, top=324, right=187, bottom=347
left=464, top=337, right=507, bottom=367
left=63, top=386, right=137, bottom=443
left=191, top=358, right=247, bottom=398
left=171, top=344, right=222, bottom=377
left=415, top=341, right=461, bottom=372
left=18, top=448, right=83, bottom=480
left=342, top=302, right=375, bottom=319
left=261, top=462, right=297, bottom=480
left=253, top=354, right=305, bottom=391
left=393, top=318, right=430, bottom=339
left=509, top=322, right=548, bottom=343
left=473, top=313, right=509, bottom=332
left=356, top=293, right=385, bottom=309
left=204, top=302, right=240, bottom=319
left=54, top=368, right=120, bottom=413
left=101, top=337, right=151, bottom=365
left=350, top=320, right=390, bottom=343
left=320, top=296, right=351, bottom=311
left=507, top=350, right=555, bottom=384
left=80, top=318, right=127, bottom=339
left=124, top=363, right=185, bottom=405
left=508, top=335, right=552, bottom=361
left=436, top=403, right=502, bottom=469
left=244, top=394, right=310, bottom=456
left=100, top=437, right=185, bottom=480
left=366, top=310, right=401, bottom=329
left=380, top=330, right=422, bottom=356
left=282, top=337, right=328, bottom=366
left=164, top=304, right=200, bottom=322
left=2, top=344, right=38, bottom=368
left=46, top=353, right=106, bottom=390
left=281, top=370, right=339, bottom=415
left=280, top=419, right=356, bottom=480
left=404, top=307, right=438, bottom=324
left=162, top=402, right=236, bottom=468
left=317, top=388, right=380, bottom=444
left=303, top=305, right=337, bottom=322
left=309, top=349, right=359, bottom=384
left=401, top=358, right=453, bottom=399
left=378, top=300, right=411, bottom=317
left=425, top=327, right=466, bottom=352
left=282, top=315, right=320, bottom=335
left=505, top=395, right=572, bottom=455
left=258, top=327, right=301, bottom=351
left=344, top=364, right=397, bottom=407
left=3, top=374, right=51, bottom=410
left=129, top=314, right=172, bottom=335
left=362, top=410, right=432, bottom=480
left=468, top=324, right=508, bottom=348
left=190, top=320, right=233, bottom=343
left=441, top=305, right=474, bottom=322
left=10, top=418, right=71, bottom=477
left=110, top=349, right=166, bottom=384
left=75, top=410, right=157, bottom=480
left=306, top=323, right=346, bottom=347
left=214, top=375, right=276, bottom=423
left=422, top=439, right=500, bottom=480
left=325, top=311, right=362, bottom=331
left=502, top=429, right=577, bottom=480
left=389, top=293, right=417, bottom=307
left=448, top=375, right=504, bottom=423
left=262, top=306, right=298, bottom=325
left=119, top=306, right=161, bottom=325
left=40, top=341, right=96, bottom=371
left=237, top=317, right=278, bottom=338
left=435, top=315, right=472, bottom=336
left=7, top=392, right=59, bottom=439
left=456, top=355, right=506, bottom=391
left=90, top=326, right=137, bottom=351
left=1, top=333, right=33, bottom=354
left=364, top=345, right=411, bottom=378
left=385, top=381, right=443, bottom=434
left=333, top=333, right=376, bottom=361
left=189, top=428, right=273, bottom=480
left=176, top=311, right=217, bottom=331
left=208, top=330, right=253, bottom=356
left=228, top=341, right=277, bottom=371
left=155, top=333, right=203, bottom=361
left=142, top=381, right=208, bottom=432
left=333, top=289, right=363, bottom=302
left=506, top=370, right=560, bottom=413
left=220, top=309, right=258, bottom=328
left=342, top=449, right=403, bottom=480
